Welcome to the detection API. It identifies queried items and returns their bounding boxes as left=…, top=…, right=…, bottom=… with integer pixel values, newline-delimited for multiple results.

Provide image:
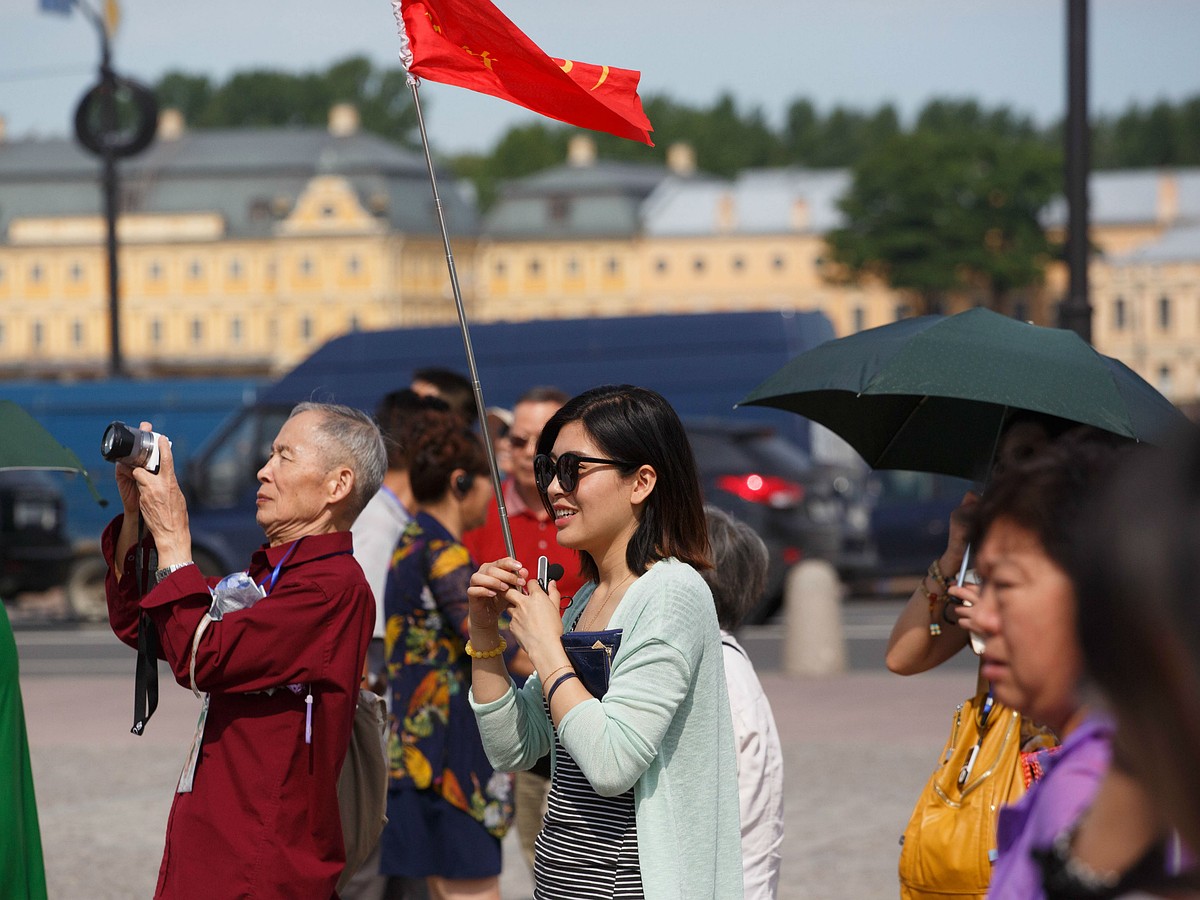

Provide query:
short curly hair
left=404, top=406, right=489, bottom=504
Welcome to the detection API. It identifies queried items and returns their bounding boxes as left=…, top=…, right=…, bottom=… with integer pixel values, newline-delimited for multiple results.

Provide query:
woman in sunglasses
left=467, top=384, right=744, bottom=900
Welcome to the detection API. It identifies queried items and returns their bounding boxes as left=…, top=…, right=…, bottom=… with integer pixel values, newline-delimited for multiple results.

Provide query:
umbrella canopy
left=739, top=307, right=1191, bottom=482
left=0, top=400, right=102, bottom=500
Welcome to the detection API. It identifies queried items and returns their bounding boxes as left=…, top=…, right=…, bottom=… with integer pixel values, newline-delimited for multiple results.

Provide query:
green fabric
left=740, top=306, right=1189, bottom=481
left=0, top=400, right=102, bottom=502
left=472, top=559, right=744, bottom=900
left=0, top=602, right=48, bottom=900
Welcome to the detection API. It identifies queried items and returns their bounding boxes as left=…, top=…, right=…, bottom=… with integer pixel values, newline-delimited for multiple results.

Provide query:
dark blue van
left=180, top=311, right=868, bottom=620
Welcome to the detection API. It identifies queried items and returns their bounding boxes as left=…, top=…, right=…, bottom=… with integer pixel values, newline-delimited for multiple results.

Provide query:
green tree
left=152, top=56, right=419, bottom=146
left=826, top=115, right=1061, bottom=316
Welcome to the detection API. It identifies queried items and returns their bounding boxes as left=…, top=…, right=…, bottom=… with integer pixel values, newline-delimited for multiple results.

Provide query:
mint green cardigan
left=470, top=558, right=744, bottom=900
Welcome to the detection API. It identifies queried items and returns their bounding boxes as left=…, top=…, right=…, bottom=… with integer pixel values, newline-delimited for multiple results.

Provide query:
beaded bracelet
left=926, top=585, right=943, bottom=637
left=464, top=638, right=508, bottom=659
left=546, top=671, right=579, bottom=706
left=927, top=559, right=951, bottom=592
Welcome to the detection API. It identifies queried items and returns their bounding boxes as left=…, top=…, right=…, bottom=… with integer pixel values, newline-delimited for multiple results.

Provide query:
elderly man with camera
left=102, top=402, right=386, bottom=899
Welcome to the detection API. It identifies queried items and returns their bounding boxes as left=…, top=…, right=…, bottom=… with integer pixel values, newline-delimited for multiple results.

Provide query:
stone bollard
left=783, top=559, right=847, bottom=676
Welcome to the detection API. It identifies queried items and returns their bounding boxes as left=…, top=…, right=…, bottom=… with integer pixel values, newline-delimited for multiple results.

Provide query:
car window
left=686, top=431, right=756, bottom=472
left=740, top=434, right=813, bottom=473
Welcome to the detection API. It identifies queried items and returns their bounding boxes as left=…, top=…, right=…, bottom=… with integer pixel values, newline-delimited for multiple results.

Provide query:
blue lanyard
left=260, top=541, right=300, bottom=596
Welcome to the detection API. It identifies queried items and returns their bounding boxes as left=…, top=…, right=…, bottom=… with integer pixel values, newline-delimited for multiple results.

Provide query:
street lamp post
left=1059, top=0, right=1092, bottom=343
left=63, top=0, right=157, bottom=377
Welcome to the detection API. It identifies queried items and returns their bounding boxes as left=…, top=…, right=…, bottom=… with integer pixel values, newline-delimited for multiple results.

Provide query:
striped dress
left=532, top=636, right=644, bottom=898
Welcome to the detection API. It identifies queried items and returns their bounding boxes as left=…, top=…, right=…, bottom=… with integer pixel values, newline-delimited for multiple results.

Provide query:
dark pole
left=1060, top=0, right=1092, bottom=343
left=98, top=26, right=123, bottom=377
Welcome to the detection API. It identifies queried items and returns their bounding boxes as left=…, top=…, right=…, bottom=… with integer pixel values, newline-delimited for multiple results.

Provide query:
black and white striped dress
left=532, top=663, right=644, bottom=898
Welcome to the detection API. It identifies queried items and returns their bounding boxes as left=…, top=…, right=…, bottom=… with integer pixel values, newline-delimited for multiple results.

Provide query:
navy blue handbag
left=560, top=629, right=622, bottom=697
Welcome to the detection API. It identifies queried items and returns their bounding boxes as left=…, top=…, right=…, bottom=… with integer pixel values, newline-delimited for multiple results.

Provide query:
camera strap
left=131, top=518, right=160, bottom=735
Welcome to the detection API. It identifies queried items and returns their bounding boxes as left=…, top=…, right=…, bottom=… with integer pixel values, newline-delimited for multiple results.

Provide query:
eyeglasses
left=533, top=452, right=638, bottom=495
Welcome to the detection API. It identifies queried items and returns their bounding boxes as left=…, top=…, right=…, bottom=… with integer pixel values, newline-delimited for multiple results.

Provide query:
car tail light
left=715, top=473, right=805, bottom=508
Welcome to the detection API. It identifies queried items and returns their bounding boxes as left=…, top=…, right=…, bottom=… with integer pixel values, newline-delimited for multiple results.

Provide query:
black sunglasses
left=533, top=452, right=638, bottom=495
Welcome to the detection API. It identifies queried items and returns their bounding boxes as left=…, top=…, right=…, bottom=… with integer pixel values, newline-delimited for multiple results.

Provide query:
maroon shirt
left=104, top=516, right=373, bottom=899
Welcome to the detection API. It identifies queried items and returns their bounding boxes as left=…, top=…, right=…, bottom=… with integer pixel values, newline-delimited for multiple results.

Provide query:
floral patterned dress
left=380, top=511, right=514, bottom=876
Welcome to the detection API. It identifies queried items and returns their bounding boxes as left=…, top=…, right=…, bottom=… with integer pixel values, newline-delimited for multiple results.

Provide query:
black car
left=0, top=470, right=73, bottom=598
left=865, top=470, right=974, bottom=579
left=684, top=419, right=867, bottom=623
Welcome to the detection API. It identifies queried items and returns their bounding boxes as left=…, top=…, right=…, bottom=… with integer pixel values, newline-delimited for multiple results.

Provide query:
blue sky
left=3, top=0, right=1199, bottom=154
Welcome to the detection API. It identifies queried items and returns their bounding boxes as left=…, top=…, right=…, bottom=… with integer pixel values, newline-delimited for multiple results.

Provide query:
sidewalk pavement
left=21, top=666, right=974, bottom=899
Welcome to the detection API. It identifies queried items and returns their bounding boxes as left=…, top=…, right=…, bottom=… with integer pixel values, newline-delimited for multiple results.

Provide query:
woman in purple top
left=949, top=430, right=1129, bottom=900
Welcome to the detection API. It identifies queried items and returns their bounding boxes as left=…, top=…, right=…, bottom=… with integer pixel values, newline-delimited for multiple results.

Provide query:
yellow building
left=475, top=136, right=903, bottom=333
left=0, top=105, right=477, bottom=377
left=1043, top=169, right=1200, bottom=405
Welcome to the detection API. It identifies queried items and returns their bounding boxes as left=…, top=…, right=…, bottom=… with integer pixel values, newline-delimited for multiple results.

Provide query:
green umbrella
left=0, top=400, right=103, bottom=502
left=739, top=307, right=1191, bottom=482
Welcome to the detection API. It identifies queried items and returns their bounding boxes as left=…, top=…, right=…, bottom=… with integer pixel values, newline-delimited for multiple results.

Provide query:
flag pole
left=405, top=73, right=517, bottom=561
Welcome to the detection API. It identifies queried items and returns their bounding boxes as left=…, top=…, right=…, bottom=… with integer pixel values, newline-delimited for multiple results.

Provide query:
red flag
left=393, top=0, right=654, bottom=146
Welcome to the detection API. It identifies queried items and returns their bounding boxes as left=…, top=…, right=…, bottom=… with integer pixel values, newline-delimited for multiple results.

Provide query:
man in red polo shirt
left=463, top=386, right=583, bottom=600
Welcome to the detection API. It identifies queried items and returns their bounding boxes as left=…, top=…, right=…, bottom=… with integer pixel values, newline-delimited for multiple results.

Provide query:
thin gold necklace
left=579, top=570, right=636, bottom=632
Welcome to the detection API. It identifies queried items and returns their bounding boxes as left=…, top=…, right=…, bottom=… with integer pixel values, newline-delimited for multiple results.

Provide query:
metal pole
left=1060, top=0, right=1092, bottom=343
left=406, top=75, right=516, bottom=560
left=77, top=0, right=124, bottom=375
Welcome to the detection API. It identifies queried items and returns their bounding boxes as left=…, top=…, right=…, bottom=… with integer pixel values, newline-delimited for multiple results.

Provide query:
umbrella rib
left=874, top=396, right=929, bottom=465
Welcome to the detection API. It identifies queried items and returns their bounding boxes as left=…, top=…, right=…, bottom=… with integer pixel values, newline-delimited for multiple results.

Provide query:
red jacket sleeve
left=143, top=557, right=372, bottom=696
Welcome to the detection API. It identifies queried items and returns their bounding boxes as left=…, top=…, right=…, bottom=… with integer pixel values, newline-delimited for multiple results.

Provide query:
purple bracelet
left=546, top=671, right=579, bottom=706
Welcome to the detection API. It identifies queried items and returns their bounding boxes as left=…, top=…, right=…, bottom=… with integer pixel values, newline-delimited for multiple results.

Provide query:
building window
left=299, top=256, right=314, bottom=277
left=348, top=315, right=361, bottom=332
left=69, top=262, right=84, bottom=282
left=268, top=318, right=279, bottom=340
left=0, top=322, right=6, bottom=345
left=1158, top=365, right=1173, bottom=394
left=31, top=320, right=43, bottom=349
left=29, top=263, right=43, bottom=284
left=188, top=259, right=204, bottom=280
left=191, top=318, right=204, bottom=344
left=321, top=204, right=335, bottom=218
left=692, top=257, right=706, bottom=274
left=605, top=257, right=620, bottom=276
left=528, top=258, right=542, bottom=276
left=565, top=257, right=580, bottom=276
left=1012, top=300, right=1028, bottom=322
left=1159, top=295, right=1171, bottom=330
left=230, top=317, right=243, bottom=343
left=148, top=260, right=163, bottom=281
left=228, top=258, right=244, bottom=280
left=493, top=260, right=506, bottom=277
left=346, top=255, right=361, bottom=276
left=771, top=255, right=786, bottom=271
left=149, top=319, right=163, bottom=346
left=852, top=307, right=866, bottom=332
left=731, top=256, right=745, bottom=272
left=71, top=319, right=84, bottom=346
left=300, top=316, right=314, bottom=341
left=1113, top=296, right=1126, bottom=330
left=0, top=264, right=6, bottom=283
left=654, top=257, right=668, bottom=274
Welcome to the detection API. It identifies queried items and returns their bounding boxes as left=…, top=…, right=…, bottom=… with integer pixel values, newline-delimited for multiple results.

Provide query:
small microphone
left=546, top=563, right=565, bottom=583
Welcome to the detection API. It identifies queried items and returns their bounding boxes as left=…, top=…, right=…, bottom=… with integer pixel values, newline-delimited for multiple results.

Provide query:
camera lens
left=101, top=420, right=158, bottom=470
left=101, top=421, right=136, bottom=462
